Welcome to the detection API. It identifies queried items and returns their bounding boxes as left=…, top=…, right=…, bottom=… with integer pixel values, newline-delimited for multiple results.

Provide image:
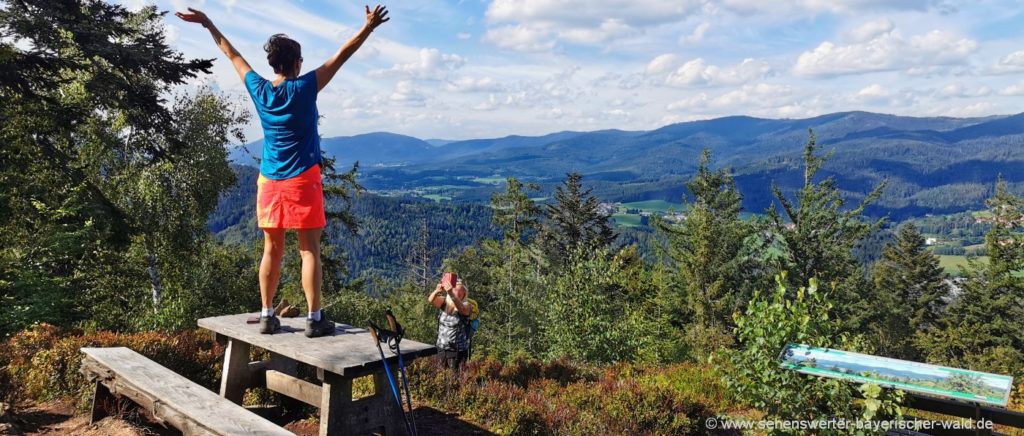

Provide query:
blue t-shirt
left=244, top=70, right=321, bottom=180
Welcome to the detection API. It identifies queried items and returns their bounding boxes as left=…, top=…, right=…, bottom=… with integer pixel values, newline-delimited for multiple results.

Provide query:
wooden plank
left=265, top=370, right=322, bottom=407
left=220, top=339, right=251, bottom=404
left=198, top=314, right=437, bottom=378
left=81, top=347, right=292, bottom=436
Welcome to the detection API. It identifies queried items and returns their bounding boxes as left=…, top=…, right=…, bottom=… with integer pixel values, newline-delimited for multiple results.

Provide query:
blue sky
left=120, top=0, right=1024, bottom=140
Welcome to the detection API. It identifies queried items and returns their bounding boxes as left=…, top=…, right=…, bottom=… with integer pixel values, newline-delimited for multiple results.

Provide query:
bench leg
left=373, top=367, right=409, bottom=436
left=220, top=339, right=252, bottom=404
left=319, top=371, right=354, bottom=436
left=89, top=381, right=114, bottom=425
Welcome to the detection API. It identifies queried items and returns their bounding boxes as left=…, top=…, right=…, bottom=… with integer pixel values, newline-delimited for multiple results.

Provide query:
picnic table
left=198, top=314, right=436, bottom=436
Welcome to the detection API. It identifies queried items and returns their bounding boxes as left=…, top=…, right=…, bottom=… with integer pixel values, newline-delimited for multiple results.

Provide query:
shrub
left=0, top=324, right=221, bottom=409
left=407, top=355, right=741, bottom=435
left=720, top=274, right=903, bottom=432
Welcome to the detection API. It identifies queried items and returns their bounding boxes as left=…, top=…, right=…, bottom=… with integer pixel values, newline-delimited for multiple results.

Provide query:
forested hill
left=211, top=165, right=501, bottom=281
left=233, top=111, right=1024, bottom=218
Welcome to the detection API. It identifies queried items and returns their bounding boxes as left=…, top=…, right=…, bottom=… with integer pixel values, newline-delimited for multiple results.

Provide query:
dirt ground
left=1, top=401, right=492, bottom=435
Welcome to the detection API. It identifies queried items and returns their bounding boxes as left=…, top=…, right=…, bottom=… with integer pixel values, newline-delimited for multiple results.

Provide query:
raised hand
left=175, top=7, right=210, bottom=26
left=365, top=4, right=390, bottom=30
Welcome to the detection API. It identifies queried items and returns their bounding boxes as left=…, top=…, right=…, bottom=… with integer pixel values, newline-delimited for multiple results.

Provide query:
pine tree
left=493, top=177, right=541, bottom=244
left=656, top=149, right=756, bottom=331
left=870, top=223, right=949, bottom=359
left=490, top=177, right=544, bottom=357
left=539, top=172, right=616, bottom=266
left=767, top=130, right=886, bottom=333
left=918, top=178, right=1024, bottom=373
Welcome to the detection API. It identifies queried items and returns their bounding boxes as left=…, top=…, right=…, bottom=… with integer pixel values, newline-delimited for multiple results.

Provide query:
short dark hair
left=263, top=34, right=301, bottom=76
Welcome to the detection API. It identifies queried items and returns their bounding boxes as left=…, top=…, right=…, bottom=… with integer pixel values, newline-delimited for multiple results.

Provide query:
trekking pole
left=385, top=309, right=418, bottom=436
left=368, top=323, right=415, bottom=436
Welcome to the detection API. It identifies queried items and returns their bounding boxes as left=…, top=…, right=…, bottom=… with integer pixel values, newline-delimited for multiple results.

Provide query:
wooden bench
left=80, top=347, right=293, bottom=436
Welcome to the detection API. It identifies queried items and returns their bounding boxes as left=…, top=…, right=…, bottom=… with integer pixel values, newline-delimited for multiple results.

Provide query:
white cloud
left=483, top=25, right=556, bottom=52
left=999, top=82, right=1024, bottom=96
left=667, top=83, right=796, bottom=111
left=848, top=18, right=894, bottom=42
left=679, top=22, right=710, bottom=45
left=655, top=57, right=772, bottom=87
left=473, top=94, right=502, bottom=111
left=389, top=80, right=427, bottom=106
left=794, top=28, right=977, bottom=77
left=446, top=76, right=504, bottom=93
left=119, top=0, right=155, bottom=12
left=164, top=24, right=180, bottom=45
left=719, top=0, right=950, bottom=15
left=486, top=0, right=702, bottom=28
left=645, top=54, right=679, bottom=75
left=369, top=48, right=465, bottom=80
left=988, top=50, right=1024, bottom=75
left=559, top=19, right=637, bottom=44
left=602, top=109, right=630, bottom=118
left=940, top=102, right=999, bottom=117
left=937, top=82, right=992, bottom=98
left=456, top=32, right=472, bottom=40
left=169, top=0, right=203, bottom=13
left=483, top=0, right=703, bottom=51
left=854, top=84, right=890, bottom=103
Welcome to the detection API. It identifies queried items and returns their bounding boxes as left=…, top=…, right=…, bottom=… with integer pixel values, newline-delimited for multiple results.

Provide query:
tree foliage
left=917, top=178, right=1024, bottom=378
left=539, top=172, right=616, bottom=266
left=722, top=274, right=903, bottom=429
left=767, top=130, right=885, bottom=332
left=0, top=1, right=250, bottom=334
left=656, top=149, right=760, bottom=342
left=869, top=223, right=949, bottom=359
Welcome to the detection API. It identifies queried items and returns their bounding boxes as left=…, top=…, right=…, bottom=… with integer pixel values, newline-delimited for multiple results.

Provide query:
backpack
left=465, top=298, right=480, bottom=356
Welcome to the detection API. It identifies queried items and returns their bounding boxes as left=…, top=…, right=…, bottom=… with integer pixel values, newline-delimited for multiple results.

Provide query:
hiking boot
left=305, top=315, right=335, bottom=338
left=259, top=315, right=281, bottom=334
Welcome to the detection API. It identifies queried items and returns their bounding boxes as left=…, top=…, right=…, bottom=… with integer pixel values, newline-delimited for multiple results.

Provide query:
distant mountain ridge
left=230, top=130, right=591, bottom=168
left=230, top=111, right=1024, bottom=218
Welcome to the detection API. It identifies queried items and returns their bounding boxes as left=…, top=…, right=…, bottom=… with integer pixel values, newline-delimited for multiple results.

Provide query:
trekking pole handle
left=368, top=323, right=379, bottom=343
left=385, top=309, right=398, bottom=333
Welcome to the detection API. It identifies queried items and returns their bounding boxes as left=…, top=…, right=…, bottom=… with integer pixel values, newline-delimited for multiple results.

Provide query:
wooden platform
left=80, top=347, right=292, bottom=436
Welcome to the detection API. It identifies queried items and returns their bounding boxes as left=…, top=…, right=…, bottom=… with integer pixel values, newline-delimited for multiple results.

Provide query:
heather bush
left=407, top=355, right=740, bottom=435
left=0, top=324, right=221, bottom=409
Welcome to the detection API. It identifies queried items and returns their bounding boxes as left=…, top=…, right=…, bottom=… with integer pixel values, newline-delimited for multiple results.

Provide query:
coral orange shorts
left=256, top=164, right=326, bottom=229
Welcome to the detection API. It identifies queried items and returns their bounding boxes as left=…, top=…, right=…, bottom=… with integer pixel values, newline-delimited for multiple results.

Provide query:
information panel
left=780, top=343, right=1014, bottom=407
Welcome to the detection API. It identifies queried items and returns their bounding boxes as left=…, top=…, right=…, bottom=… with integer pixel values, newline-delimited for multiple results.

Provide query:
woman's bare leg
left=297, top=228, right=323, bottom=313
left=259, top=228, right=286, bottom=310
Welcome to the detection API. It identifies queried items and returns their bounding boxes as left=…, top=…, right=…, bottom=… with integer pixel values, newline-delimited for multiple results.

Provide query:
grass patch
left=470, top=175, right=506, bottom=185
left=422, top=194, right=452, bottom=202
left=938, top=255, right=989, bottom=275
left=612, top=213, right=643, bottom=228
left=972, top=210, right=994, bottom=219
left=422, top=184, right=473, bottom=190
left=620, top=200, right=685, bottom=213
